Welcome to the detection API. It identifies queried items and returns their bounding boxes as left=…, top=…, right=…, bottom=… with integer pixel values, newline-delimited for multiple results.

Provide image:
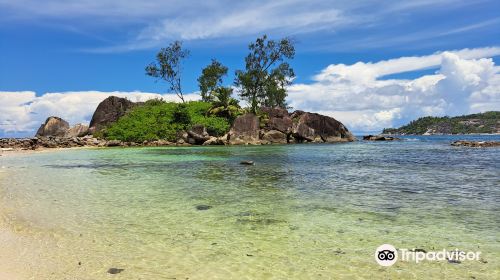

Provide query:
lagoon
left=1, top=135, right=499, bottom=279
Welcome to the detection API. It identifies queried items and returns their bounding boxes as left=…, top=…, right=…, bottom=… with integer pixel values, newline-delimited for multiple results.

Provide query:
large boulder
left=88, top=96, right=135, bottom=134
left=187, top=125, right=211, bottom=144
left=261, top=107, right=293, bottom=133
left=261, top=130, right=287, bottom=144
left=290, top=111, right=355, bottom=143
left=228, top=113, right=261, bottom=145
left=65, top=123, right=89, bottom=138
left=36, top=116, right=70, bottom=137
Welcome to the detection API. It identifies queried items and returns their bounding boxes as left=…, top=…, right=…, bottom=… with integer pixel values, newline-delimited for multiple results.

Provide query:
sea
left=0, top=135, right=499, bottom=279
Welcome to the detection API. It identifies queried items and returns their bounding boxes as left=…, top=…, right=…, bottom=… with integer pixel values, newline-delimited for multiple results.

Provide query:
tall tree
left=145, top=41, right=190, bottom=102
left=234, top=35, right=295, bottom=113
left=198, top=59, right=228, bottom=102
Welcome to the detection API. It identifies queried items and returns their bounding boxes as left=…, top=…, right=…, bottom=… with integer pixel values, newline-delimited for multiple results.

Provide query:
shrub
left=104, top=101, right=231, bottom=142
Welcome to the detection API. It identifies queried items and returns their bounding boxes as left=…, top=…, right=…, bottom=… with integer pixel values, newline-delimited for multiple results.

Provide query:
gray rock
left=262, top=130, right=287, bottom=144
left=36, top=117, right=70, bottom=137
left=65, top=123, right=89, bottom=138
left=228, top=113, right=261, bottom=145
left=261, top=107, right=293, bottom=133
left=106, top=140, right=122, bottom=147
left=363, top=135, right=400, bottom=141
left=187, top=124, right=211, bottom=144
left=88, top=96, right=135, bottom=134
left=291, top=111, right=355, bottom=143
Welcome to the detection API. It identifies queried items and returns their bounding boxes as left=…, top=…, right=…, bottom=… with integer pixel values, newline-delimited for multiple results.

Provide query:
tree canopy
left=234, top=35, right=295, bottom=113
left=198, top=59, right=228, bottom=102
left=145, top=41, right=190, bottom=102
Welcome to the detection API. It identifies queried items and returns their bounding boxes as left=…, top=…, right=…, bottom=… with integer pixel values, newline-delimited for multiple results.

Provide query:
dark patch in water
left=333, top=249, right=346, bottom=255
left=236, top=218, right=287, bottom=225
left=196, top=205, right=212, bottom=211
left=400, top=189, right=420, bottom=194
left=107, top=268, right=124, bottom=274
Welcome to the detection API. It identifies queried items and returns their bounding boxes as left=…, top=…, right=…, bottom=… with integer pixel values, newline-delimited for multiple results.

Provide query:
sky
left=1, top=0, right=499, bottom=137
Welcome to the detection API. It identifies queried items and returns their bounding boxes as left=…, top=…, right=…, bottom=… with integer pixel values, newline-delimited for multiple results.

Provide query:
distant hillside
left=382, top=111, right=500, bottom=135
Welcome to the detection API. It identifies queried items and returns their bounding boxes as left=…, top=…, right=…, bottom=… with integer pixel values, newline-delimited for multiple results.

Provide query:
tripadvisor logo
left=375, top=244, right=397, bottom=266
left=375, top=244, right=481, bottom=266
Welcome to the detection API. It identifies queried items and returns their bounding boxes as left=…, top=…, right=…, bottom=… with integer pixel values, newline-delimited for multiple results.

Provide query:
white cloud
left=0, top=91, right=199, bottom=137
left=0, top=0, right=480, bottom=51
left=2, top=47, right=499, bottom=137
left=288, top=47, right=500, bottom=133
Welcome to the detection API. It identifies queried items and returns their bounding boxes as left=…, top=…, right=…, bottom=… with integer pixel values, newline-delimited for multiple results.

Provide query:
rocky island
left=0, top=96, right=355, bottom=151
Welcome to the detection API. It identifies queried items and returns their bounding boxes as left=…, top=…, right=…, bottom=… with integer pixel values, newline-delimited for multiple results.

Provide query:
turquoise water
left=0, top=135, right=499, bottom=279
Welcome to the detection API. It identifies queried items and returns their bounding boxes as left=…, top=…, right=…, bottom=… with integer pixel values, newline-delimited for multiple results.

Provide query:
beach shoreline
left=0, top=146, right=92, bottom=157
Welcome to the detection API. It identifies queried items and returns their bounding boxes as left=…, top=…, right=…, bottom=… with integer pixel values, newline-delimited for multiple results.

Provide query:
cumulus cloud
left=0, top=91, right=199, bottom=137
left=2, top=47, right=499, bottom=137
left=288, top=47, right=500, bottom=133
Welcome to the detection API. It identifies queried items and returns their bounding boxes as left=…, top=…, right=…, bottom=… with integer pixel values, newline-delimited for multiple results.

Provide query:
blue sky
left=1, top=0, right=499, bottom=137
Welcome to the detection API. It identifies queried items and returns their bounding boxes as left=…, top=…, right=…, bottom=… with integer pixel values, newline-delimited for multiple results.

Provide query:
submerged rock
left=240, top=160, right=254, bottom=165
left=107, top=268, right=124, bottom=274
left=196, top=205, right=212, bottom=211
left=451, top=140, right=500, bottom=147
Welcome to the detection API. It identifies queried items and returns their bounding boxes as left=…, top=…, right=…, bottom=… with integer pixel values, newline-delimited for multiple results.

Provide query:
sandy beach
left=0, top=147, right=94, bottom=158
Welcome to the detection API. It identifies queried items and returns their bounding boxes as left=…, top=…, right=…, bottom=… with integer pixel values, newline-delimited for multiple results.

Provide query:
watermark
left=375, top=244, right=481, bottom=266
left=375, top=244, right=398, bottom=266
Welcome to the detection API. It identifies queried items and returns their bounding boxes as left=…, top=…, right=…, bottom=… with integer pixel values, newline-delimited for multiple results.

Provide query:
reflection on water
left=0, top=135, right=499, bottom=279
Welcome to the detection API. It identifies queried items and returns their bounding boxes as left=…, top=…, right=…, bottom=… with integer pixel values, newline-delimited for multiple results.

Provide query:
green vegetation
left=197, top=59, right=244, bottom=121
left=382, top=111, right=500, bottom=135
left=208, top=87, right=243, bottom=122
left=198, top=59, right=228, bottom=102
left=234, top=35, right=295, bottom=113
left=102, top=35, right=296, bottom=142
left=103, top=100, right=230, bottom=142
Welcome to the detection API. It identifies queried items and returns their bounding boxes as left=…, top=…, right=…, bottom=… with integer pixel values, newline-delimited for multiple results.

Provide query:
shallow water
left=1, top=135, right=499, bottom=279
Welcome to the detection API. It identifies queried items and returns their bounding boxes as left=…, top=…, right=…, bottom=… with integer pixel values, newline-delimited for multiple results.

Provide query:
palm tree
left=209, top=87, right=242, bottom=120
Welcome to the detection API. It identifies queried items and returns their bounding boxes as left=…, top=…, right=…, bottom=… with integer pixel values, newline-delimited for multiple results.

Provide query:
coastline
left=0, top=146, right=92, bottom=157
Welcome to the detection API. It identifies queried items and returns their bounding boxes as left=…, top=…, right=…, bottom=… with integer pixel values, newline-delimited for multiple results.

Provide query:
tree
left=209, top=87, right=242, bottom=121
left=234, top=35, right=295, bottom=113
left=198, top=59, right=228, bottom=102
left=145, top=41, right=190, bottom=102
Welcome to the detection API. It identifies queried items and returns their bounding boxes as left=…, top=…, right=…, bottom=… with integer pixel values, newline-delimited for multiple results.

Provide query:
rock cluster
left=451, top=140, right=500, bottom=147
left=2, top=96, right=356, bottom=150
left=36, top=116, right=89, bottom=138
left=0, top=136, right=182, bottom=151
left=226, top=108, right=355, bottom=145
left=363, top=135, right=400, bottom=141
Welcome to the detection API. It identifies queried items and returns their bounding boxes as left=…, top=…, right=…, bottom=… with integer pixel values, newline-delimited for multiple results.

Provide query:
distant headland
left=382, top=111, right=500, bottom=135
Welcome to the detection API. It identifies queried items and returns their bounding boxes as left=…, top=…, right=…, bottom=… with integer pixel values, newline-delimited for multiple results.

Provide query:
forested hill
left=382, top=111, right=500, bottom=135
